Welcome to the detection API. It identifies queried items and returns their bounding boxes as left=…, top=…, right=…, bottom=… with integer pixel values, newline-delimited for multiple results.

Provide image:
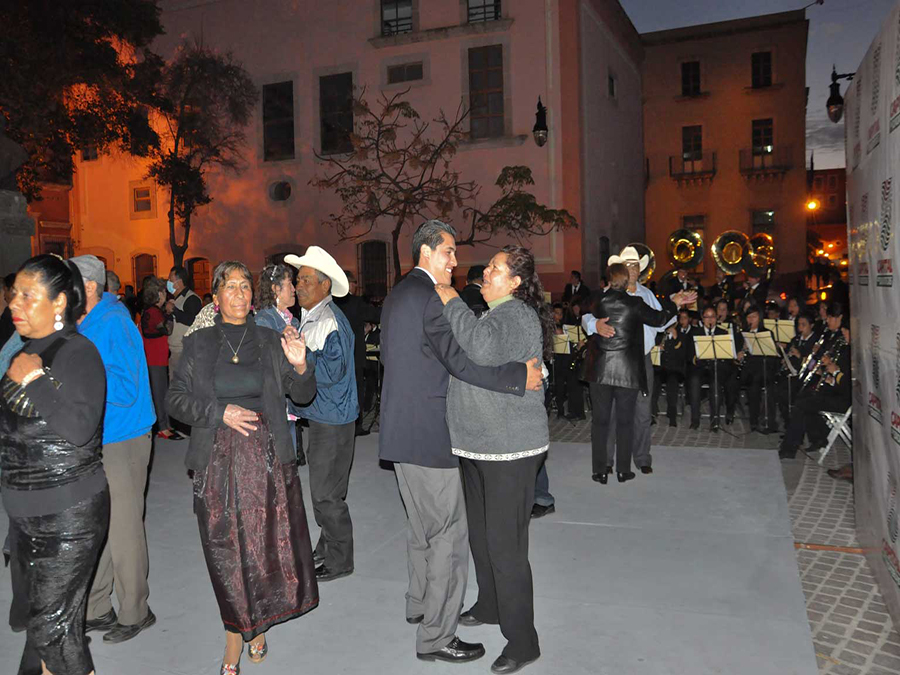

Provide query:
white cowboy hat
left=284, top=246, right=350, bottom=297
left=609, top=245, right=649, bottom=272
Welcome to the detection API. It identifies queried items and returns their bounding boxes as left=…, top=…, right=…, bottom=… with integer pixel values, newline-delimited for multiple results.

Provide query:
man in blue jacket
left=286, top=246, right=358, bottom=582
left=70, top=255, right=158, bottom=644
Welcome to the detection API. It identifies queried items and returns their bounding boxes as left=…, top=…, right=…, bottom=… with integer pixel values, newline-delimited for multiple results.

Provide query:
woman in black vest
left=0, top=255, right=108, bottom=675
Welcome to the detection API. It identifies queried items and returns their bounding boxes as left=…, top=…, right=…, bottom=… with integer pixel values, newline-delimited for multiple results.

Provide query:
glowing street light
left=806, top=198, right=820, bottom=211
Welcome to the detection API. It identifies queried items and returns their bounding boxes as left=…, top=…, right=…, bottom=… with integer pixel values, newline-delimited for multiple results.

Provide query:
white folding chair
left=817, top=407, right=852, bottom=465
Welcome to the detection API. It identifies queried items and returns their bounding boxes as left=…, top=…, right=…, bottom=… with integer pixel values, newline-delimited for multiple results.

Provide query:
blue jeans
left=534, top=455, right=554, bottom=507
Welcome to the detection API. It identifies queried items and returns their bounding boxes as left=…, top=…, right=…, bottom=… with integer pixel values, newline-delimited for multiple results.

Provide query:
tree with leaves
left=311, top=90, right=576, bottom=281
left=147, top=44, right=257, bottom=268
left=0, top=0, right=164, bottom=200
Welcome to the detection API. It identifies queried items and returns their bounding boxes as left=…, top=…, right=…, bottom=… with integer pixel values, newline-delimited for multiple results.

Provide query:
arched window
left=357, top=240, right=390, bottom=301
left=132, top=254, right=157, bottom=291
left=187, top=257, right=211, bottom=297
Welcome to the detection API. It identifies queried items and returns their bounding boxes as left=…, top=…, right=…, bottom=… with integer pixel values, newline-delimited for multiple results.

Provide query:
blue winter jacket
left=78, top=293, right=156, bottom=444
left=298, top=296, right=358, bottom=425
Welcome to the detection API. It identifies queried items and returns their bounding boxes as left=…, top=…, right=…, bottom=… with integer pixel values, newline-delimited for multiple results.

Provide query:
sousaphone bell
left=745, top=233, right=776, bottom=280
left=711, top=230, right=749, bottom=276
left=667, top=228, right=705, bottom=269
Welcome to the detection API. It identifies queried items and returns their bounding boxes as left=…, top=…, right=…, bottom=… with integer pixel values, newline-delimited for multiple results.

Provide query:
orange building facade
left=807, top=167, right=848, bottom=265
left=641, top=10, right=809, bottom=287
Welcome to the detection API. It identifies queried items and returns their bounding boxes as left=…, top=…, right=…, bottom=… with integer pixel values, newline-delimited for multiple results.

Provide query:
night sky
left=620, top=0, right=897, bottom=170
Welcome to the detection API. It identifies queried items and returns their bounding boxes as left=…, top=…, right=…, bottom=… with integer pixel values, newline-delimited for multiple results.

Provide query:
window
left=751, top=118, right=774, bottom=155
left=133, top=187, right=152, bottom=212
left=751, top=51, right=772, bottom=88
left=382, top=0, right=412, bottom=36
left=827, top=174, right=838, bottom=190
left=129, top=180, right=156, bottom=220
left=320, top=73, right=354, bottom=155
left=263, top=81, right=295, bottom=161
left=681, top=61, right=701, bottom=96
left=468, top=0, right=501, bottom=23
left=387, top=62, right=424, bottom=85
left=468, top=45, right=504, bottom=140
left=752, top=210, right=775, bottom=234
left=828, top=194, right=838, bottom=207
left=358, top=241, right=390, bottom=300
left=682, top=126, right=702, bottom=161
left=814, top=176, right=824, bottom=191
left=608, top=73, right=617, bottom=99
left=81, top=145, right=99, bottom=162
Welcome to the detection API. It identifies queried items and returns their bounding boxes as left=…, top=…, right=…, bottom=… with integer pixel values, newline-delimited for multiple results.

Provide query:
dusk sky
left=619, top=0, right=897, bottom=170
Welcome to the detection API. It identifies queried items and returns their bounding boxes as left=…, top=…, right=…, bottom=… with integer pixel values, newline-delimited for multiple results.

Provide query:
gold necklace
left=221, top=327, right=249, bottom=364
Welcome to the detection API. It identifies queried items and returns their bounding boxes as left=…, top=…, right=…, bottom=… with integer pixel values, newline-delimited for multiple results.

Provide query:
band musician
left=656, top=310, right=692, bottom=428
left=775, top=311, right=818, bottom=425
left=737, top=305, right=778, bottom=434
left=779, top=303, right=850, bottom=459
left=687, top=306, right=735, bottom=432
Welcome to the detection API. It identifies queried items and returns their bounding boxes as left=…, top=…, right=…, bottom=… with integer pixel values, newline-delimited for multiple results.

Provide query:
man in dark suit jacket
left=661, top=268, right=697, bottom=299
left=561, top=270, right=590, bottom=307
left=736, top=273, right=769, bottom=308
left=379, top=220, right=542, bottom=664
left=335, top=271, right=382, bottom=436
left=687, top=305, right=735, bottom=432
left=705, top=268, right=734, bottom=305
left=459, top=265, right=488, bottom=316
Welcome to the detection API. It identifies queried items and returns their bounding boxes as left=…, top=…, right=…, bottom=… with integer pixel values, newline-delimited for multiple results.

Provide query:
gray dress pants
left=394, top=463, right=468, bottom=654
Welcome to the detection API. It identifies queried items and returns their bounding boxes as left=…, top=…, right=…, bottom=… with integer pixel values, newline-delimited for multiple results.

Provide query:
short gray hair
left=412, top=219, right=456, bottom=266
left=105, top=270, right=121, bottom=293
left=211, top=261, right=254, bottom=296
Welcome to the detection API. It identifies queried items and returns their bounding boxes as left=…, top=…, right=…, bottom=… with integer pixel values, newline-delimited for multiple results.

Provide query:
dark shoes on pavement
left=458, top=609, right=484, bottom=627
left=85, top=608, right=118, bottom=634
left=103, top=609, right=156, bottom=644
left=617, top=472, right=636, bottom=483
left=491, top=655, right=539, bottom=674
left=315, top=564, right=353, bottom=581
left=591, top=472, right=608, bottom=484
left=640, top=466, right=653, bottom=475
left=417, top=636, right=485, bottom=663
left=530, top=503, right=555, bottom=518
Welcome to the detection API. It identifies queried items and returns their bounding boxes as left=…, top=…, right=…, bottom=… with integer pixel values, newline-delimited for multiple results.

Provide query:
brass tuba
left=667, top=229, right=705, bottom=269
left=626, top=242, right=656, bottom=284
left=711, top=230, right=750, bottom=276
left=745, top=233, right=776, bottom=280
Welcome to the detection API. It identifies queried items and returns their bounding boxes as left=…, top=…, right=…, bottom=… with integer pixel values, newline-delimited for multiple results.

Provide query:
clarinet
left=797, top=332, right=828, bottom=388
left=813, top=334, right=848, bottom=392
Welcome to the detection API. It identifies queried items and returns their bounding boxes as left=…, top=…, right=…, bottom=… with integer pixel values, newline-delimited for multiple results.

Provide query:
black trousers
left=148, top=364, right=169, bottom=431
left=461, top=455, right=541, bottom=662
left=307, top=420, right=356, bottom=571
left=663, top=370, right=683, bottom=423
left=780, top=392, right=846, bottom=455
left=741, top=358, right=778, bottom=428
left=688, top=366, right=731, bottom=425
left=775, top=375, right=800, bottom=428
left=590, top=382, right=639, bottom=473
left=551, top=355, right=584, bottom=417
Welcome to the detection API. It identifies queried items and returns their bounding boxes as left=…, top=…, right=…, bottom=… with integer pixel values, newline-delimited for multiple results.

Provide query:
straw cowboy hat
left=284, top=246, right=350, bottom=298
left=607, top=245, right=650, bottom=272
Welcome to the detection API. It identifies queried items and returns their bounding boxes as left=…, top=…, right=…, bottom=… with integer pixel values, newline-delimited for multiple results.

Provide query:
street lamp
left=533, top=97, right=548, bottom=147
left=806, top=198, right=820, bottom=211
left=826, top=66, right=855, bottom=124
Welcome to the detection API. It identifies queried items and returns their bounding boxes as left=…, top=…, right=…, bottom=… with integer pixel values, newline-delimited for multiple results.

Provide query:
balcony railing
left=468, top=1, right=501, bottom=23
left=382, top=16, right=413, bottom=36
left=669, top=151, right=717, bottom=180
left=739, top=145, right=793, bottom=175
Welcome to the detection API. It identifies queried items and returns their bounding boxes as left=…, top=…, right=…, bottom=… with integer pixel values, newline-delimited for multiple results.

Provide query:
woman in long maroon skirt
left=167, top=261, right=319, bottom=674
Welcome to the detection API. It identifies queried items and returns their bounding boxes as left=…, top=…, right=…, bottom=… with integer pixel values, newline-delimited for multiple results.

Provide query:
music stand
left=650, top=345, right=661, bottom=367
left=565, top=324, right=585, bottom=345
left=764, top=319, right=796, bottom=344
left=741, top=331, right=779, bottom=430
left=693, top=335, right=735, bottom=423
left=552, top=333, right=571, bottom=355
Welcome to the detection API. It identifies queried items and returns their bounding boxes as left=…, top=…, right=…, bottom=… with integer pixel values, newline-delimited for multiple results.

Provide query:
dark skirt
left=194, top=414, right=318, bottom=641
left=11, top=487, right=109, bottom=675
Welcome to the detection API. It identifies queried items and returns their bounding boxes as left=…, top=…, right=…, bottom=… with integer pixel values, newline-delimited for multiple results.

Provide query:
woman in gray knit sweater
left=434, top=245, right=553, bottom=675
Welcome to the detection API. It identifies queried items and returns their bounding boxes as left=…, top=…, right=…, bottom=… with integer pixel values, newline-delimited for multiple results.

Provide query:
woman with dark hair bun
left=434, top=245, right=549, bottom=674
left=0, top=254, right=109, bottom=675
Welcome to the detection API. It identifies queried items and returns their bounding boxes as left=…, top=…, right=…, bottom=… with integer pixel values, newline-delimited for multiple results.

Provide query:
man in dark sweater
left=459, top=265, right=488, bottom=316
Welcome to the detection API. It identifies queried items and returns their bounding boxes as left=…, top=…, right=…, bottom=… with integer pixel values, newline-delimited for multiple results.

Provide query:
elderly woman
left=140, top=277, right=179, bottom=440
left=0, top=255, right=108, bottom=675
left=166, top=261, right=319, bottom=675
left=434, top=245, right=551, bottom=675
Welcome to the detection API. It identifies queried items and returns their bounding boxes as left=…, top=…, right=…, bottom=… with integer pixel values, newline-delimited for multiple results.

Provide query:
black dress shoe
left=668, top=419, right=677, bottom=428
left=591, top=472, right=608, bottom=484
left=778, top=448, right=797, bottom=460
left=458, top=609, right=484, bottom=626
left=417, top=636, right=485, bottom=662
left=315, top=564, right=353, bottom=581
left=565, top=413, right=586, bottom=421
left=617, top=472, right=636, bottom=483
left=407, top=615, right=424, bottom=624
left=103, top=609, right=156, bottom=643
left=530, top=503, right=555, bottom=518
left=689, top=422, right=700, bottom=430
left=640, top=466, right=653, bottom=475
left=85, top=608, right=118, bottom=633
left=711, top=420, right=720, bottom=432
left=725, top=415, right=734, bottom=425
left=491, top=654, right=539, bottom=674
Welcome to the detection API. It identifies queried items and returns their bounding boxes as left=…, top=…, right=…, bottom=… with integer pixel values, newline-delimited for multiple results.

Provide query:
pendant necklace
left=222, top=327, right=249, bottom=364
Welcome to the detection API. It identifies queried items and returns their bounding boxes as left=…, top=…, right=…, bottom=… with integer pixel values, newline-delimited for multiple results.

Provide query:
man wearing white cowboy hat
left=284, top=246, right=359, bottom=582
left=582, top=245, right=675, bottom=474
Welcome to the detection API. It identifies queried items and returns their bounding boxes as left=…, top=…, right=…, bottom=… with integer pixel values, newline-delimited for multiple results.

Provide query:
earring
left=250, top=305, right=255, bottom=312
left=214, top=304, right=219, bottom=313
left=53, top=314, right=64, bottom=331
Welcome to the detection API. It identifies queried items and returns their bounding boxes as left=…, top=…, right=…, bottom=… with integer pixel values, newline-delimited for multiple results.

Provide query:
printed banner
left=847, top=0, right=900, bottom=626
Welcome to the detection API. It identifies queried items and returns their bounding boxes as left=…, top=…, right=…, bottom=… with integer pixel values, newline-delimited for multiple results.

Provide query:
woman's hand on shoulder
left=434, top=284, right=459, bottom=305
left=8, top=353, right=44, bottom=385
left=281, top=332, right=308, bottom=373
left=223, top=404, right=258, bottom=437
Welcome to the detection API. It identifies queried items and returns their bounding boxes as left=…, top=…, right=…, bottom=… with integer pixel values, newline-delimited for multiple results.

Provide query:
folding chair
left=817, top=407, right=852, bottom=465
